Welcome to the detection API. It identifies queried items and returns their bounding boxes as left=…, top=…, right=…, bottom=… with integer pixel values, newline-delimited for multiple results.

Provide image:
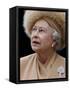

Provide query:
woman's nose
left=32, top=29, right=39, bottom=38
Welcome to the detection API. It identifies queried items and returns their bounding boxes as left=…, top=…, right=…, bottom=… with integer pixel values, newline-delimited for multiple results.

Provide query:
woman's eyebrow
left=39, top=27, right=45, bottom=29
left=39, top=27, right=48, bottom=31
left=32, top=26, right=48, bottom=31
left=32, top=26, right=37, bottom=30
left=33, top=25, right=37, bottom=28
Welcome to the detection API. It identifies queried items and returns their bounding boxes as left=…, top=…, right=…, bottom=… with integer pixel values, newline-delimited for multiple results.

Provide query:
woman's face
left=31, top=19, right=54, bottom=52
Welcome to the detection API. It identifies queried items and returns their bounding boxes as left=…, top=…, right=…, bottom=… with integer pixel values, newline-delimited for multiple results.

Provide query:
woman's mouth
left=32, top=41, right=40, bottom=45
left=31, top=40, right=41, bottom=51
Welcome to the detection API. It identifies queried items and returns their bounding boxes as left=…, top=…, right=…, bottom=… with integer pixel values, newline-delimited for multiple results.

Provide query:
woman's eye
left=39, top=29, right=44, bottom=32
left=32, top=28, right=36, bottom=31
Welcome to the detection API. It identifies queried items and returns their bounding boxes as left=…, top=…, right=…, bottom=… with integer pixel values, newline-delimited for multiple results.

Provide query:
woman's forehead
left=33, top=19, right=51, bottom=28
left=33, top=19, right=54, bottom=33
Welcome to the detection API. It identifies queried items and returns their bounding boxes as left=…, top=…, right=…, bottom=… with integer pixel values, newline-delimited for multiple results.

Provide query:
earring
left=52, top=43, right=54, bottom=47
left=52, top=41, right=56, bottom=47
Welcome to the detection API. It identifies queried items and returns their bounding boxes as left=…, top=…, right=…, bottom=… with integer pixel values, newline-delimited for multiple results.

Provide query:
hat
left=23, top=10, right=65, bottom=49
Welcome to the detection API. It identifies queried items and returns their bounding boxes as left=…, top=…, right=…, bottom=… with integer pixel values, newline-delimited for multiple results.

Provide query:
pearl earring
left=52, top=43, right=54, bottom=47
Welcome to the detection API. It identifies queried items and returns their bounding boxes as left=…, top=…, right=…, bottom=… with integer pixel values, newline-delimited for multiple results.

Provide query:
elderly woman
left=20, top=10, right=65, bottom=80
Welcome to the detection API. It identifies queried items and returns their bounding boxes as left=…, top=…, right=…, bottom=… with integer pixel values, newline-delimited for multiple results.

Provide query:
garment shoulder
left=51, top=54, right=66, bottom=78
left=20, top=53, right=37, bottom=79
left=20, top=53, right=36, bottom=64
left=55, top=54, right=65, bottom=66
left=57, top=54, right=65, bottom=62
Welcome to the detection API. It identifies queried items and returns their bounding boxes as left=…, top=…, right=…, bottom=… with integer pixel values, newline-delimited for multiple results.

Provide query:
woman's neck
left=37, top=48, right=55, bottom=64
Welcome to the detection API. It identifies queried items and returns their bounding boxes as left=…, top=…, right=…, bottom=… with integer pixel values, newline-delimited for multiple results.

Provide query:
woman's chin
left=31, top=46, right=40, bottom=52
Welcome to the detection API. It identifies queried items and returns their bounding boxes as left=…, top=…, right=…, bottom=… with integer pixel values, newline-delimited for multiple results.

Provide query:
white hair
left=52, top=30, right=61, bottom=50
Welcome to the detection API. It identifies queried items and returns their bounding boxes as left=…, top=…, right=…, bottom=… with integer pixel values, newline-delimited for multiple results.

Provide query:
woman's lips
left=32, top=41, right=40, bottom=45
